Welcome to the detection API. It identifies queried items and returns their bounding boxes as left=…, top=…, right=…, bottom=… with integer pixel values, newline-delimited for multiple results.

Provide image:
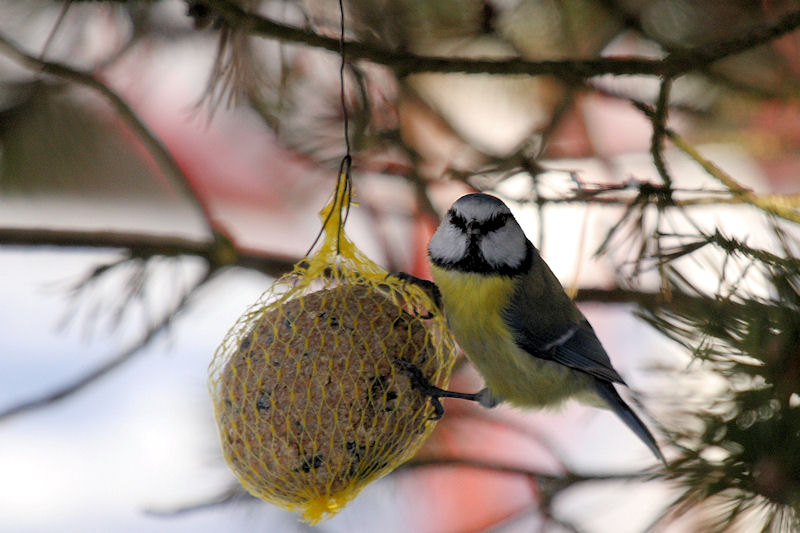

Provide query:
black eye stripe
left=448, top=211, right=468, bottom=230
left=480, top=213, right=509, bottom=232
left=448, top=211, right=509, bottom=233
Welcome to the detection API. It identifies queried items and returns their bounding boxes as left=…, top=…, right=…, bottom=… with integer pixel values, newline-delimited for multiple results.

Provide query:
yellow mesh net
left=209, top=178, right=456, bottom=523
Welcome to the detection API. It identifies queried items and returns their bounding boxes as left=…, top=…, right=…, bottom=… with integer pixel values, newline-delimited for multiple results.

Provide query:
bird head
left=428, top=193, right=530, bottom=275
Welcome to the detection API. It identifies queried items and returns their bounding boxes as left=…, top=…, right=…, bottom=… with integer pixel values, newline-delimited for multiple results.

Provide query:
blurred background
left=1, top=1, right=800, bottom=531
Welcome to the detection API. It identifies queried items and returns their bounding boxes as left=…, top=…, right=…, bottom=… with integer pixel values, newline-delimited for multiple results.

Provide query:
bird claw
left=385, top=272, right=442, bottom=316
left=395, top=359, right=491, bottom=420
left=394, top=359, right=445, bottom=420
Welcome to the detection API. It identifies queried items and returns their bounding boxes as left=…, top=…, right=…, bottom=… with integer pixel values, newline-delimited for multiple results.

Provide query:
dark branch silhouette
left=202, top=1, right=800, bottom=79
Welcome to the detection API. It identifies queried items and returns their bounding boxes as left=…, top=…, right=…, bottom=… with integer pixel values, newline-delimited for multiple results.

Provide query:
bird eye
left=448, top=212, right=467, bottom=230
left=482, top=213, right=509, bottom=233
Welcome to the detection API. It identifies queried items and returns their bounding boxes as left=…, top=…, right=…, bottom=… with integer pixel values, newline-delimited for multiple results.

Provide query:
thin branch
left=0, top=227, right=212, bottom=255
left=525, top=192, right=745, bottom=208
left=2, top=223, right=775, bottom=307
left=632, top=101, right=800, bottom=225
left=39, top=0, right=72, bottom=61
left=666, top=131, right=800, bottom=225
left=0, top=266, right=215, bottom=422
left=145, top=484, right=253, bottom=516
left=666, top=8, right=800, bottom=69
left=651, top=77, right=674, bottom=187
left=0, top=251, right=776, bottom=420
left=596, top=0, right=648, bottom=37
left=201, top=1, right=800, bottom=79
left=536, top=87, right=578, bottom=159
left=0, top=227, right=296, bottom=278
left=0, top=31, right=217, bottom=236
left=703, top=68, right=800, bottom=101
left=403, top=456, right=654, bottom=486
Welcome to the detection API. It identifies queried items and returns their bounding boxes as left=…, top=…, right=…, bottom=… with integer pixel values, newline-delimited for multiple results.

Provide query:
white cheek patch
left=480, top=223, right=527, bottom=269
left=429, top=222, right=468, bottom=263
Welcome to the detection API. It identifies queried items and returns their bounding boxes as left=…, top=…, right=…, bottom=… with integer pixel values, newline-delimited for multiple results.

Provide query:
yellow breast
left=430, top=266, right=589, bottom=407
left=431, top=268, right=515, bottom=331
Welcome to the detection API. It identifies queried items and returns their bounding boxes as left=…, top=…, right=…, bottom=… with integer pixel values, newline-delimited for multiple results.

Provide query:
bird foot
left=385, top=272, right=442, bottom=318
left=394, top=359, right=490, bottom=420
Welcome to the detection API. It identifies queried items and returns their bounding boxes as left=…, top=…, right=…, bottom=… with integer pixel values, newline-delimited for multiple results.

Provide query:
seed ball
left=213, top=284, right=442, bottom=520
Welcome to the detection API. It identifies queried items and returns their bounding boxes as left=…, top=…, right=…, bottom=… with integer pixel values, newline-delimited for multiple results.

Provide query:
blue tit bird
left=418, top=192, right=664, bottom=462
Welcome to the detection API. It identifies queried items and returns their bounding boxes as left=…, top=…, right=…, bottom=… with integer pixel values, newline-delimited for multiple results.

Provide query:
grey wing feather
left=504, top=246, right=625, bottom=384
left=549, top=321, right=626, bottom=384
left=511, top=316, right=625, bottom=384
left=593, top=379, right=665, bottom=463
left=505, top=247, right=664, bottom=462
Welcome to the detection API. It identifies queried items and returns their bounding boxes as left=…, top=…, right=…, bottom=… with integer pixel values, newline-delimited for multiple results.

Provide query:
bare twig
left=403, top=456, right=654, bottom=486
left=665, top=8, right=800, bottom=70
left=0, top=227, right=296, bottom=277
left=632, top=101, right=800, bottom=225
left=145, top=484, right=253, bottom=516
left=0, top=266, right=214, bottom=421
left=0, top=227, right=212, bottom=256
left=666, top=131, right=800, bottom=224
left=651, top=77, right=674, bottom=187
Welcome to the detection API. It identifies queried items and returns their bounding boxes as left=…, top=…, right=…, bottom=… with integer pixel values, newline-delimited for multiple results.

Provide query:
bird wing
left=592, top=379, right=665, bottom=463
left=503, top=248, right=626, bottom=385
left=546, top=320, right=626, bottom=384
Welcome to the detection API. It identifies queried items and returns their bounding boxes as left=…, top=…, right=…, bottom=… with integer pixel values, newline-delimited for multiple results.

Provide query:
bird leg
left=394, top=359, right=494, bottom=420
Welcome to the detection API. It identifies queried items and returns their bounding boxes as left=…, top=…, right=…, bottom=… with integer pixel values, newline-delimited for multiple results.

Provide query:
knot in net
left=209, top=182, right=456, bottom=523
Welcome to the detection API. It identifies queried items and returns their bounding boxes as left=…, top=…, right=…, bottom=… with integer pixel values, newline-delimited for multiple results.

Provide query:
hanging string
left=39, top=0, right=72, bottom=62
left=338, top=0, right=352, bottom=163
left=305, top=0, right=352, bottom=257
left=335, top=0, right=352, bottom=254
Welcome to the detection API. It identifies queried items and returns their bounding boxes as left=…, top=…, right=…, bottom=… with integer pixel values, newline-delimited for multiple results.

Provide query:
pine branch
left=632, top=101, right=800, bottom=225
left=0, top=227, right=295, bottom=277
left=1, top=225, right=784, bottom=312
left=201, top=1, right=800, bottom=79
left=666, top=131, right=800, bottom=225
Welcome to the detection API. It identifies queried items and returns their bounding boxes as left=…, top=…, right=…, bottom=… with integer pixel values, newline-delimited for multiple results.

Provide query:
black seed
left=370, top=375, right=388, bottom=396
left=239, top=335, right=252, bottom=352
left=329, top=316, right=340, bottom=328
left=346, top=441, right=366, bottom=475
left=295, top=454, right=324, bottom=473
left=391, top=315, right=408, bottom=329
left=256, top=391, right=271, bottom=412
left=346, top=441, right=366, bottom=456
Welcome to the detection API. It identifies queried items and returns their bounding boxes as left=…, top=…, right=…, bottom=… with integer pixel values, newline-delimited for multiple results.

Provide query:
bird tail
left=593, top=380, right=665, bottom=464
